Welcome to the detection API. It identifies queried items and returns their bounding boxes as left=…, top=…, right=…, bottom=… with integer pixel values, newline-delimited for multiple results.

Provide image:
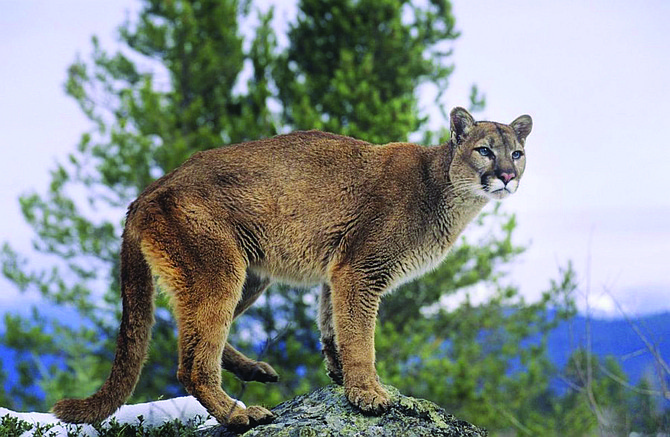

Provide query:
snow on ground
left=0, top=396, right=243, bottom=436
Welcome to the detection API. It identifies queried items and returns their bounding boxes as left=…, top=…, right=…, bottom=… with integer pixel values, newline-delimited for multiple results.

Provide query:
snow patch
left=0, top=396, right=244, bottom=436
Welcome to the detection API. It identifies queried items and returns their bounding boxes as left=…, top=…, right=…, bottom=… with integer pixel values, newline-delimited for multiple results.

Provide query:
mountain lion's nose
left=499, top=172, right=516, bottom=184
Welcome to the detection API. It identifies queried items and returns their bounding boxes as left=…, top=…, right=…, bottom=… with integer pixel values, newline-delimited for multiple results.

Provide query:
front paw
left=345, top=382, right=391, bottom=415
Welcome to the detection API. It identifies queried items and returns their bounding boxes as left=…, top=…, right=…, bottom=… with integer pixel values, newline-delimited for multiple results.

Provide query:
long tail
left=52, top=232, right=154, bottom=424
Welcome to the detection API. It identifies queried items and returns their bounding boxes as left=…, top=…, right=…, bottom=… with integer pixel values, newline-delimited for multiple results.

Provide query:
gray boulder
left=201, top=385, right=487, bottom=436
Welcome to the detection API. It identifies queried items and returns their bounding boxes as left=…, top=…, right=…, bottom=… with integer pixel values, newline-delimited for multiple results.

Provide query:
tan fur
left=52, top=107, right=532, bottom=429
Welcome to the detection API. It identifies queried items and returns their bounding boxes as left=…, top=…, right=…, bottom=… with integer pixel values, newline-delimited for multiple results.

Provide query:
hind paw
left=234, top=360, right=279, bottom=383
left=226, top=405, right=275, bottom=431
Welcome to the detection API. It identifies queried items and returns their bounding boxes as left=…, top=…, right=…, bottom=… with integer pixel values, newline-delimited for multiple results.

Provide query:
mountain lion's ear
left=450, top=107, right=476, bottom=143
left=510, top=114, right=533, bottom=143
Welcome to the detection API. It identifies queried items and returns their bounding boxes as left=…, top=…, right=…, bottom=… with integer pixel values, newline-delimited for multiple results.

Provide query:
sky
left=0, top=0, right=669, bottom=317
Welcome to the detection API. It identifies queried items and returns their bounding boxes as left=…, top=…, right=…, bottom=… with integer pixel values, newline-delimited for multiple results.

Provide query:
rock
left=200, top=385, right=487, bottom=437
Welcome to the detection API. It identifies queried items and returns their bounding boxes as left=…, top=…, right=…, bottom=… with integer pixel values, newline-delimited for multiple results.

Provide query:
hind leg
left=147, top=233, right=274, bottom=429
left=221, top=272, right=279, bottom=383
left=318, top=284, right=343, bottom=384
left=222, top=343, right=279, bottom=383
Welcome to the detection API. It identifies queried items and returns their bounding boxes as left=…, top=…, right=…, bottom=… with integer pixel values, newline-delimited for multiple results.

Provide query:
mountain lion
left=53, top=107, right=532, bottom=429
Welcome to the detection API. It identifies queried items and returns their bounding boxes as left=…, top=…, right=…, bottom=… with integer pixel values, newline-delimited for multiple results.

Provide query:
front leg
left=329, top=265, right=391, bottom=414
left=318, top=284, right=343, bottom=384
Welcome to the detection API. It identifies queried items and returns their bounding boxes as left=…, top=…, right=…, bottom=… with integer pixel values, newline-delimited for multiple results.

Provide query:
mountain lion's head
left=448, top=107, right=532, bottom=201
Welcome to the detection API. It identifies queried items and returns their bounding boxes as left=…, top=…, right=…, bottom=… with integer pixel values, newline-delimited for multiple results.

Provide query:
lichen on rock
left=199, top=385, right=487, bottom=437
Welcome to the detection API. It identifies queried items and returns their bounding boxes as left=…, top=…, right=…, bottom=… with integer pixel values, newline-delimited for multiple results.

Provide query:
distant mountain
left=547, top=311, right=670, bottom=387
left=0, top=332, right=20, bottom=398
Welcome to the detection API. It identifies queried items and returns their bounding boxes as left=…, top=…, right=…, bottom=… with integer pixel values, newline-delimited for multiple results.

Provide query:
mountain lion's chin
left=486, top=188, right=513, bottom=200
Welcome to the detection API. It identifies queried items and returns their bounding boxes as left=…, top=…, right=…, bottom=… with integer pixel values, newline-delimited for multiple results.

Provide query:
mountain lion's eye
left=511, top=151, right=523, bottom=159
left=476, top=147, right=492, bottom=157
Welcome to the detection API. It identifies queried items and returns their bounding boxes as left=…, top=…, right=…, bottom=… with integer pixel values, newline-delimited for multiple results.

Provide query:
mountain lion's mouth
left=487, top=187, right=512, bottom=200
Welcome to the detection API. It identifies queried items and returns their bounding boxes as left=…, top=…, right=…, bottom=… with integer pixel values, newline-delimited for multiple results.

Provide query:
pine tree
left=275, top=0, right=457, bottom=143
